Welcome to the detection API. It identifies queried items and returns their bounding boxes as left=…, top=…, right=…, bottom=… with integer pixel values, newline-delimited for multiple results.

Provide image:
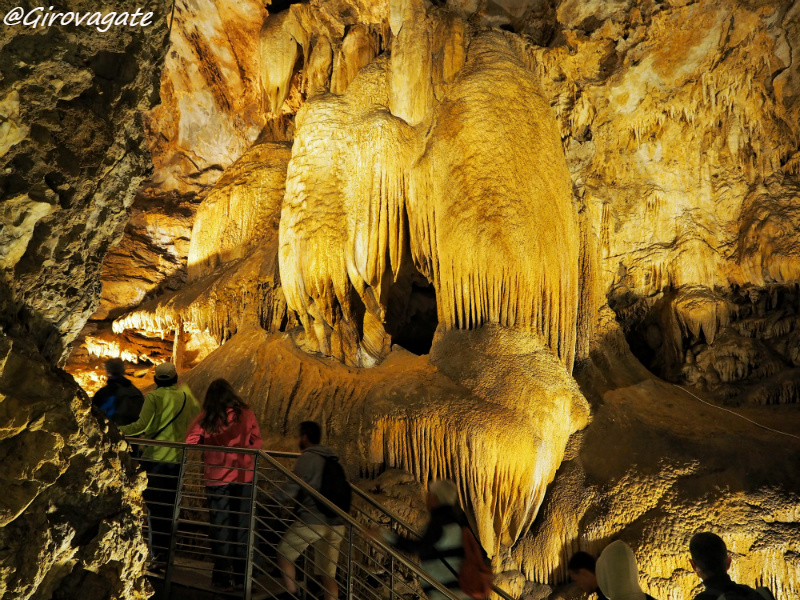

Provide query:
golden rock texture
left=280, top=28, right=580, bottom=370
left=517, top=376, right=800, bottom=600
left=12, top=0, right=799, bottom=598
left=1, top=1, right=168, bottom=596
left=144, top=0, right=270, bottom=194
left=175, top=326, right=589, bottom=552
left=0, top=334, right=149, bottom=599
left=530, top=0, right=800, bottom=403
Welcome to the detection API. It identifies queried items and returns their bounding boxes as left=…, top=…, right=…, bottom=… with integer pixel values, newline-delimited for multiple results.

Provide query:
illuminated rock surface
left=0, top=0, right=168, bottom=596
left=0, top=336, right=149, bottom=599
left=2, top=0, right=799, bottom=598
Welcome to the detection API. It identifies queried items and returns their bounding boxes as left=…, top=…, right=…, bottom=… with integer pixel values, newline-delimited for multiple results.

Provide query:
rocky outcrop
left=0, top=0, right=170, bottom=364
left=46, top=0, right=800, bottom=599
left=517, top=375, right=800, bottom=600
left=175, top=325, right=589, bottom=553
left=531, top=0, right=800, bottom=402
left=1, top=0, right=169, bottom=596
left=144, top=0, right=270, bottom=195
left=0, top=334, right=149, bottom=600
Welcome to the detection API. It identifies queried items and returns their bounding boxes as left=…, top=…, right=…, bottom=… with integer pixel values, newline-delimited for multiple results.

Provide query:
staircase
left=130, top=439, right=516, bottom=600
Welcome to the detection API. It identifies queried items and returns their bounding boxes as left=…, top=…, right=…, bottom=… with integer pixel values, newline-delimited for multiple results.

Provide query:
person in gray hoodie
left=274, top=421, right=346, bottom=600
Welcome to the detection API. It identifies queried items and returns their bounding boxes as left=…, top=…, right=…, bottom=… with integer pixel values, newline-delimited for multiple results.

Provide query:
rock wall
left=0, top=0, right=170, bottom=596
left=532, top=0, right=800, bottom=401
left=0, top=335, right=149, bottom=600
left=0, top=0, right=170, bottom=364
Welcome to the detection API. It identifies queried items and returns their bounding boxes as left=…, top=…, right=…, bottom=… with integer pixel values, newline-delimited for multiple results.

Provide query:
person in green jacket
left=121, top=362, right=200, bottom=567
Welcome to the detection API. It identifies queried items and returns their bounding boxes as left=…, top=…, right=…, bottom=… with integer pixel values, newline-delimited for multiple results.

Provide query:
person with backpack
left=185, top=379, right=262, bottom=591
left=376, top=479, right=493, bottom=600
left=595, top=540, right=658, bottom=600
left=120, top=362, right=200, bottom=567
left=274, top=421, right=349, bottom=600
left=689, top=532, right=776, bottom=600
left=92, top=358, right=144, bottom=426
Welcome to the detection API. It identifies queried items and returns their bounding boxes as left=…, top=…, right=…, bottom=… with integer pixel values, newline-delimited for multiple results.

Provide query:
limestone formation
left=173, top=325, right=589, bottom=552
left=0, top=335, right=149, bottom=600
left=0, top=0, right=170, bottom=364
left=5, top=0, right=798, bottom=598
left=145, top=0, right=270, bottom=194
left=1, top=0, right=169, bottom=596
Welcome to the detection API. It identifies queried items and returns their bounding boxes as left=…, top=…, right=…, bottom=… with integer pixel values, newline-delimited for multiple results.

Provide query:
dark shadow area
left=388, top=281, right=438, bottom=355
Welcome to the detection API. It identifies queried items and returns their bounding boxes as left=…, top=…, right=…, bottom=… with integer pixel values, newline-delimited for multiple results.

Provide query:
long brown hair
left=200, top=379, right=248, bottom=434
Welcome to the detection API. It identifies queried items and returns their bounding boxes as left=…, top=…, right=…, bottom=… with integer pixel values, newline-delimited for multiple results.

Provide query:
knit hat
left=596, top=540, right=646, bottom=600
left=154, top=362, right=177, bottom=381
left=105, top=357, right=125, bottom=376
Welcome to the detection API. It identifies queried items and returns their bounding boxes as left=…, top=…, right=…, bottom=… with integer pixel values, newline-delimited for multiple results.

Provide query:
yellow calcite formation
left=146, top=0, right=269, bottom=193
left=114, top=142, right=291, bottom=344
left=280, top=25, right=579, bottom=370
left=89, top=1, right=800, bottom=599
left=178, top=325, right=589, bottom=552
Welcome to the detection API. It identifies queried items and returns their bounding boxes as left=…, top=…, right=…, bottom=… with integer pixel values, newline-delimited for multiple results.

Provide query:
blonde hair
left=428, top=480, right=459, bottom=506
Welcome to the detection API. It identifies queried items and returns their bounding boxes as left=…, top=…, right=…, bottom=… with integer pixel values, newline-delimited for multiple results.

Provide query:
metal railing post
left=244, top=454, right=259, bottom=600
left=346, top=523, right=354, bottom=600
left=163, top=446, right=188, bottom=598
left=390, top=554, right=395, bottom=600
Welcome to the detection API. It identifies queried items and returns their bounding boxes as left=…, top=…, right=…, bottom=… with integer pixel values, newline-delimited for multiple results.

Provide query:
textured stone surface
left=175, top=326, right=588, bottom=552
left=0, top=2, right=169, bottom=597
left=144, top=0, right=269, bottom=194
left=526, top=0, right=800, bottom=402
left=38, top=0, right=800, bottom=599
left=516, top=373, right=800, bottom=600
left=0, top=334, right=149, bottom=600
left=0, top=0, right=170, bottom=364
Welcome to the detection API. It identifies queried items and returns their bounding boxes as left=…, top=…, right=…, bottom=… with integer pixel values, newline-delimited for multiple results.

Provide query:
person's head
left=154, top=362, right=178, bottom=387
left=105, top=357, right=125, bottom=377
left=689, top=532, right=730, bottom=580
left=200, top=379, right=247, bottom=434
left=596, top=540, right=646, bottom=600
left=567, top=551, right=599, bottom=594
left=426, top=480, right=459, bottom=510
left=299, top=421, right=321, bottom=450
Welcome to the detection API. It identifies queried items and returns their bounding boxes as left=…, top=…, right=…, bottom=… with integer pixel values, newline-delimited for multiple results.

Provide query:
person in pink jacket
left=186, top=379, right=262, bottom=591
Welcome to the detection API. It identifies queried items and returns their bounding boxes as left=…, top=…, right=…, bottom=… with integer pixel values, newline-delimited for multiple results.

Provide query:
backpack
left=457, top=527, right=493, bottom=599
left=717, top=587, right=775, bottom=600
left=313, top=455, right=352, bottom=518
left=113, top=383, right=145, bottom=426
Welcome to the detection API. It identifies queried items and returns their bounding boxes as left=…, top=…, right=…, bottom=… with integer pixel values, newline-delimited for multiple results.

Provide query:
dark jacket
left=695, top=574, right=775, bottom=600
left=384, top=504, right=469, bottom=598
left=274, top=445, right=344, bottom=526
left=92, top=376, right=144, bottom=426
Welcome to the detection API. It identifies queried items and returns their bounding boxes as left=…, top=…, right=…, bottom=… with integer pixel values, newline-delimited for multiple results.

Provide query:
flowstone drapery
left=59, top=0, right=800, bottom=598
left=115, top=14, right=591, bottom=553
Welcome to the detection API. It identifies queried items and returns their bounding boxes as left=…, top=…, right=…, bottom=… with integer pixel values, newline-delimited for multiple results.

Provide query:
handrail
left=349, top=485, right=517, bottom=600
left=253, top=449, right=466, bottom=600
left=125, top=436, right=516, bottom=600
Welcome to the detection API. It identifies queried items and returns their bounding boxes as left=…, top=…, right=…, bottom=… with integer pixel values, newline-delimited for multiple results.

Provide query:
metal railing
left=126, top=438, right=516, bottom=600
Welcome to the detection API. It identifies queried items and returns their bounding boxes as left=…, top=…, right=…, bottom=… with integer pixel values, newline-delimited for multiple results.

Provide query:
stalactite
left=260, top=11, right=301, bottom=114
